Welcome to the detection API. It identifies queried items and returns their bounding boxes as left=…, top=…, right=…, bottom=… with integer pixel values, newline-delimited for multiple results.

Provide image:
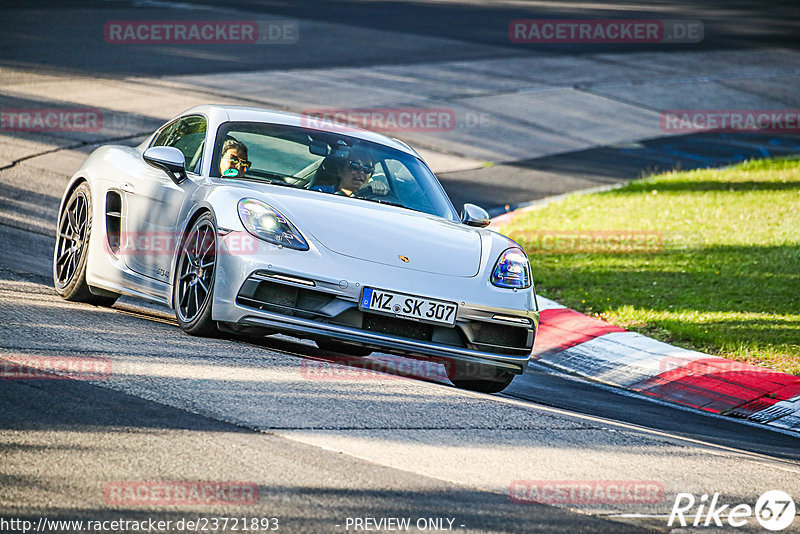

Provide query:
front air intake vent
left=105, top=191, right=122, bottom=256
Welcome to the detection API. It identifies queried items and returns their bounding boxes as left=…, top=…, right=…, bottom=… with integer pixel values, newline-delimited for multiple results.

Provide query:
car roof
left=177, top=104, right=420, bottom=157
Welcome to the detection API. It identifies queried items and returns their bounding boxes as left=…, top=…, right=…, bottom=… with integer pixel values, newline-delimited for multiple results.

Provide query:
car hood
left=250, top=187, right=482, bottom=277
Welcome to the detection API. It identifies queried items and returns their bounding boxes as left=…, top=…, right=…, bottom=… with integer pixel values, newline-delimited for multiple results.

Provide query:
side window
left=151, top=115, right=207, bottom=173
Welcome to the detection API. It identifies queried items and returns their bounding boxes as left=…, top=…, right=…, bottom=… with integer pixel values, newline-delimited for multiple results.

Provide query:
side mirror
left=461, top=203, right=491, bottom=227
left=143, top=146, right=187, bottom=184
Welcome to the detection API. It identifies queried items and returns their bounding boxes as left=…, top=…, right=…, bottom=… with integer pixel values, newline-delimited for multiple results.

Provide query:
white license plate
left=359, top=287, right=457, bottom=326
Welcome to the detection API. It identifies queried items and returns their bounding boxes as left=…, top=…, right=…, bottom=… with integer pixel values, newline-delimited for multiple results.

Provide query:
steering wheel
left=353, top=188, right=402, bottom=204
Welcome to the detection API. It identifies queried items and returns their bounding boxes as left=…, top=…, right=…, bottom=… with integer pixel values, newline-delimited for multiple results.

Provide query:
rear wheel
left=315, top=340, right=373, bottom=357
left=447, top=361, right=515, bottom=394
left=53, top=182, right=118, bottom=306
left=174, top=213, right=219, bottom=337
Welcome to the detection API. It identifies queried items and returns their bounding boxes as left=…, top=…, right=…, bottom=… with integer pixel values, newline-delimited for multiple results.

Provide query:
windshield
left=211, top=121, right=458, bottom=220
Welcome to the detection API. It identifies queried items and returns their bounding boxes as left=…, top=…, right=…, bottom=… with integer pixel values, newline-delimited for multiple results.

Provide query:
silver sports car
left=54, top=105, right=538, bottom=393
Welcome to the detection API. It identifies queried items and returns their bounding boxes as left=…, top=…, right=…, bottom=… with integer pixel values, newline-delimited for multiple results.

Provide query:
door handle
left=121, top=182, right=135, bottom=194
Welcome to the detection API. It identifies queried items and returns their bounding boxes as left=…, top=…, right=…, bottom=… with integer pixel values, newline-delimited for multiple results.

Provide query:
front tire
left=53, top=182, right=118, bottom=306
left=446, top=361, right=515, bottom=394
left=174, top=212, right=218, bottom=337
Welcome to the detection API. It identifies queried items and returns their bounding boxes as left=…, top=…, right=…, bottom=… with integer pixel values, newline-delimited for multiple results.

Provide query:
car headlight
left=491, top=247, right=531, bottom=289
left=237, top=199, right=309, bottom=251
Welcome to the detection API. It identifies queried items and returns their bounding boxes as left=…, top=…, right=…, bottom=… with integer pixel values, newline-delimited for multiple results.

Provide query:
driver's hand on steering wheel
left=363, top=180, right=389, bottom=195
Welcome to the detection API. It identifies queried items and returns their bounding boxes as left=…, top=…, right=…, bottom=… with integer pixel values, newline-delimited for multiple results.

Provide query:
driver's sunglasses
left=227, top=153, right=252, bottom=169
left=347, top=160, right=374, bottom=175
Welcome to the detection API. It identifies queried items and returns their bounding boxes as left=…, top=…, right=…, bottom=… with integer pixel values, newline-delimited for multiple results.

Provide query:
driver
left=219, top=138, right=251, bottom=178
left=310, top=150, right=388, bottom=197
left=337, top=157, right=388, bottom=196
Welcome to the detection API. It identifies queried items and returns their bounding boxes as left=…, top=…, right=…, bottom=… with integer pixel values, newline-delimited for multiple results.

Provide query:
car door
left=122, top=115, right=207, bottom=281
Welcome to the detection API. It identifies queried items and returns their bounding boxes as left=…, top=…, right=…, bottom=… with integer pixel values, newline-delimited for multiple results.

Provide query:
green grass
left=499, top=157, right=800, bottom=375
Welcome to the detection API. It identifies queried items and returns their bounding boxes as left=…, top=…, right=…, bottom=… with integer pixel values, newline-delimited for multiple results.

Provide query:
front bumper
left=237, top=308, right=531, bottom=373
left=218, top=272, right=536, bottom=375
left=211, top=234, right=538, bottom=374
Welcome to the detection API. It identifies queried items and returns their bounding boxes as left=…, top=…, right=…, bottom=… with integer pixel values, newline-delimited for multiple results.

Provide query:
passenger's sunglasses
left=226, top=153, right=252, bottom=169
left=346, top=160, right=374, bottom=174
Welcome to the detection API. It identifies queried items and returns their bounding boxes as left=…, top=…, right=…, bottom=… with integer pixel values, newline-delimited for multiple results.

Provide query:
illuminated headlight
left=237, top=199, right=308, bottom=251
left=491, top=247, right=531, bottom=289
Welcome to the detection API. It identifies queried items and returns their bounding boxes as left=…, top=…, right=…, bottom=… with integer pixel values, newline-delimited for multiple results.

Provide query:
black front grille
left=254, top=282, right=298, bottom=308
left=470, top=321, right=529, bottom=348
left=239, top=279, right=336, bottom=316
left=362, top=314, right=434, bottom=341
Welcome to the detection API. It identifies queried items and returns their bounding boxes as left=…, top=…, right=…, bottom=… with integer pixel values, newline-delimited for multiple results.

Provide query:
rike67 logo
left=669, top=490, right=796, bottom=531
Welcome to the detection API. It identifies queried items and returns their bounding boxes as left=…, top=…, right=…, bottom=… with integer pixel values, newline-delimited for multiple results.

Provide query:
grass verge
left=499, top=157, right=800, bottom=375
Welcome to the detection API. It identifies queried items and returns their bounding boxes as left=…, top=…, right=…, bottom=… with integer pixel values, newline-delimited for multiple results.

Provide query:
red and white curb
left=531, top=296, right=800, bottom=433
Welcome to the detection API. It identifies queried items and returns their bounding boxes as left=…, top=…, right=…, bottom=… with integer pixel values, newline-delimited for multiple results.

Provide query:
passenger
left=219, top=138, right=251, bottom=178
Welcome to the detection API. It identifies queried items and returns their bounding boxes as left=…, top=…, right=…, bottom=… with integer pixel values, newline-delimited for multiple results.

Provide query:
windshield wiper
left=226, top=175, right=297, bottom=187
left=357, top=197, right=409, bottom=210
left=251, top=171, right=300, bottom=187
left=262, top=178, right=296, bottom=187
